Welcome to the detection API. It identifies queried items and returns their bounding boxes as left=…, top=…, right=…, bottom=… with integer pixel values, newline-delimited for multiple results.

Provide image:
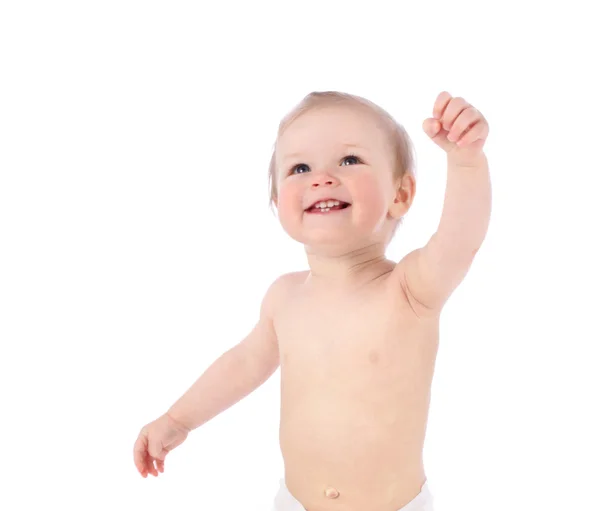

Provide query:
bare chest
left=273, top=282, right=438, bottom=386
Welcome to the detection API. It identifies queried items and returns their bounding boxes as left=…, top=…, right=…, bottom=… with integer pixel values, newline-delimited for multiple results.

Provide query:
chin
left=305, top=230, right=350, bottom=247
left=279, top=207, right=385, bottom=249
left=280, top=221, right=344, bottom=247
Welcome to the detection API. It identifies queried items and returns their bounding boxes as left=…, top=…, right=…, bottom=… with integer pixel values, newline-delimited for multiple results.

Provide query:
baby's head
left=268, top=92, right=416, bottom=253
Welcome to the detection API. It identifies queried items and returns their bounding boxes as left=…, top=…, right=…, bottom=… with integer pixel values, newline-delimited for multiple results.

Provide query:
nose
left=311, top=172, right=339, bottom=189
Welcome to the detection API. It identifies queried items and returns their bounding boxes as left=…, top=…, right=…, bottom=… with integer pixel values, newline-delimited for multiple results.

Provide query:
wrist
left=165, top=410, right=192, bottom=433
left=447, top=151, right=488, bottom=170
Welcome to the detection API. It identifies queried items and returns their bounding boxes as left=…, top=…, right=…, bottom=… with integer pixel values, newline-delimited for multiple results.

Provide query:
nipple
left=324, top=486, right=340, bottom=499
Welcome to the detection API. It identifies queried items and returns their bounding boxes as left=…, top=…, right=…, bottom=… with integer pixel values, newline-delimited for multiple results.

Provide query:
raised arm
left=398, top=92, right=492, bottom=312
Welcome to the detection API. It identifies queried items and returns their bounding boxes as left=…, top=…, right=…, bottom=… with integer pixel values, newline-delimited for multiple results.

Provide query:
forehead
left=276, top=104, right=390, bottom=157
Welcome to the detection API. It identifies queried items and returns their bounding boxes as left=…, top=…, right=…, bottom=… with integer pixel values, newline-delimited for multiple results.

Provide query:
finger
left=145, top=452, right=159, bottom=477
left=423, top=118, right=441, bottom=137
left=448, top=107, right=480, bottom=142
left=433, top=91, right=452, bottom=120
left=457, top=123, right=487, bottom=147
left=148, top=440, right=164, bottom=477
left=156, top=458, right=165, bottom=473
left=441, top=97, right=470, bottom=132
left=142, top=452, right=152, bottom=477
left=147, top=457, right=159, bottom=477
left=134, top=434, right=149, bottom=476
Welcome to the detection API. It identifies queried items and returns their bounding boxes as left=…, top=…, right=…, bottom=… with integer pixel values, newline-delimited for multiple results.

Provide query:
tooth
left=323, top=208, right=330, bottom=212
left=327, top=200, right=335, bottom=207
left=319, top=201, right=327, bottom=208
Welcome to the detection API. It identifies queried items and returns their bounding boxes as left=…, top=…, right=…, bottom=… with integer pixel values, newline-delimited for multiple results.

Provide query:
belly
left=278, top=346, right=434, bottom=511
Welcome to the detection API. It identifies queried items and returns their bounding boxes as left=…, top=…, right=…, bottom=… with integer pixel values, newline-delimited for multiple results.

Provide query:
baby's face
left=275, top=105, right=399, bottom=249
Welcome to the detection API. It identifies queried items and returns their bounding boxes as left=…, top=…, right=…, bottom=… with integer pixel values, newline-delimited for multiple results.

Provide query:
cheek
left=350, top=173, right=389, bottom=223
left=276, top=180, right=303, bottom=226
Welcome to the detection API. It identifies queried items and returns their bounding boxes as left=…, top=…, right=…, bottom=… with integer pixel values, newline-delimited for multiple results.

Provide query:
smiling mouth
left=305, top=201, right=351, bottom=213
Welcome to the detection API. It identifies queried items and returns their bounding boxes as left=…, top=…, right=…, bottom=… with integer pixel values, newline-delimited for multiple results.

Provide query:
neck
left=304, top=242, right=393, bottom=288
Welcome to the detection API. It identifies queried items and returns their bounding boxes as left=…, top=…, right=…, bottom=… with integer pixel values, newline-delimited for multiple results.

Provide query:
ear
left=388, top=173, right=415, bottom=219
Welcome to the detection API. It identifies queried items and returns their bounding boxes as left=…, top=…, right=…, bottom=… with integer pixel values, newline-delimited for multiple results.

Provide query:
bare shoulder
left=261, top=271, right=308, bottom=318
left=389, top=252, right=441, bottom=318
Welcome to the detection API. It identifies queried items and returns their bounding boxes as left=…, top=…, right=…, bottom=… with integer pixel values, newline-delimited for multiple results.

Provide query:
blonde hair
left=267, top=91, right=416, bottom=213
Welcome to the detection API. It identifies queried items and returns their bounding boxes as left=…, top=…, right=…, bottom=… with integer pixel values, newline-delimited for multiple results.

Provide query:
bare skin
left=266, top=95, right=489, bottom=509
left=134, top=93, right=491, bottom=511
left=272, top=253, right=437, bottom=511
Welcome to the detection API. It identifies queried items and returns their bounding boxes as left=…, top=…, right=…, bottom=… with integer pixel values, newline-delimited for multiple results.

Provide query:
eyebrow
left=280, top=143, right=365, bottom=164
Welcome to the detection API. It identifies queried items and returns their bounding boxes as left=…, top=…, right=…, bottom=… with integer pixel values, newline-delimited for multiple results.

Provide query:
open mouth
left=305, top=199, right=351, bottom=213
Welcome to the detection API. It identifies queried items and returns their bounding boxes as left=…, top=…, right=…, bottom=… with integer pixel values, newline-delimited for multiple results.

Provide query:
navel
left=324, top=486, right=340, bottom=499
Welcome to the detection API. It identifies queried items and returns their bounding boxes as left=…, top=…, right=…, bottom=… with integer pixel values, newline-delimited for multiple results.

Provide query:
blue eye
left=291, top=163, right=310, bottom=175
left=341, top=154, right=361, bottom=166
left=290, top=155, right=362, bottom=175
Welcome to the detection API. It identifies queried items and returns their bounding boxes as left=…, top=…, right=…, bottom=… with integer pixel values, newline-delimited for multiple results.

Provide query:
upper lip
left=305, top=197, right=351, bottom=210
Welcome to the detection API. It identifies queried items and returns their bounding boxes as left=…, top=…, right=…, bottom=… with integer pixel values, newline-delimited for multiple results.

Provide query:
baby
left=134, top=90, right=492, bottom=511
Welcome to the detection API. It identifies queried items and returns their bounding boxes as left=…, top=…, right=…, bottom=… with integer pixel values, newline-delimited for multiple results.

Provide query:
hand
left=422, top=91, right=489, bottom=165
left=133, top=413, right=190, bottom=478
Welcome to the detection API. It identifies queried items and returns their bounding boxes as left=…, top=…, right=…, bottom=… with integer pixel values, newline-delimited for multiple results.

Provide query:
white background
left=1, top=1, right=599, bottom=510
